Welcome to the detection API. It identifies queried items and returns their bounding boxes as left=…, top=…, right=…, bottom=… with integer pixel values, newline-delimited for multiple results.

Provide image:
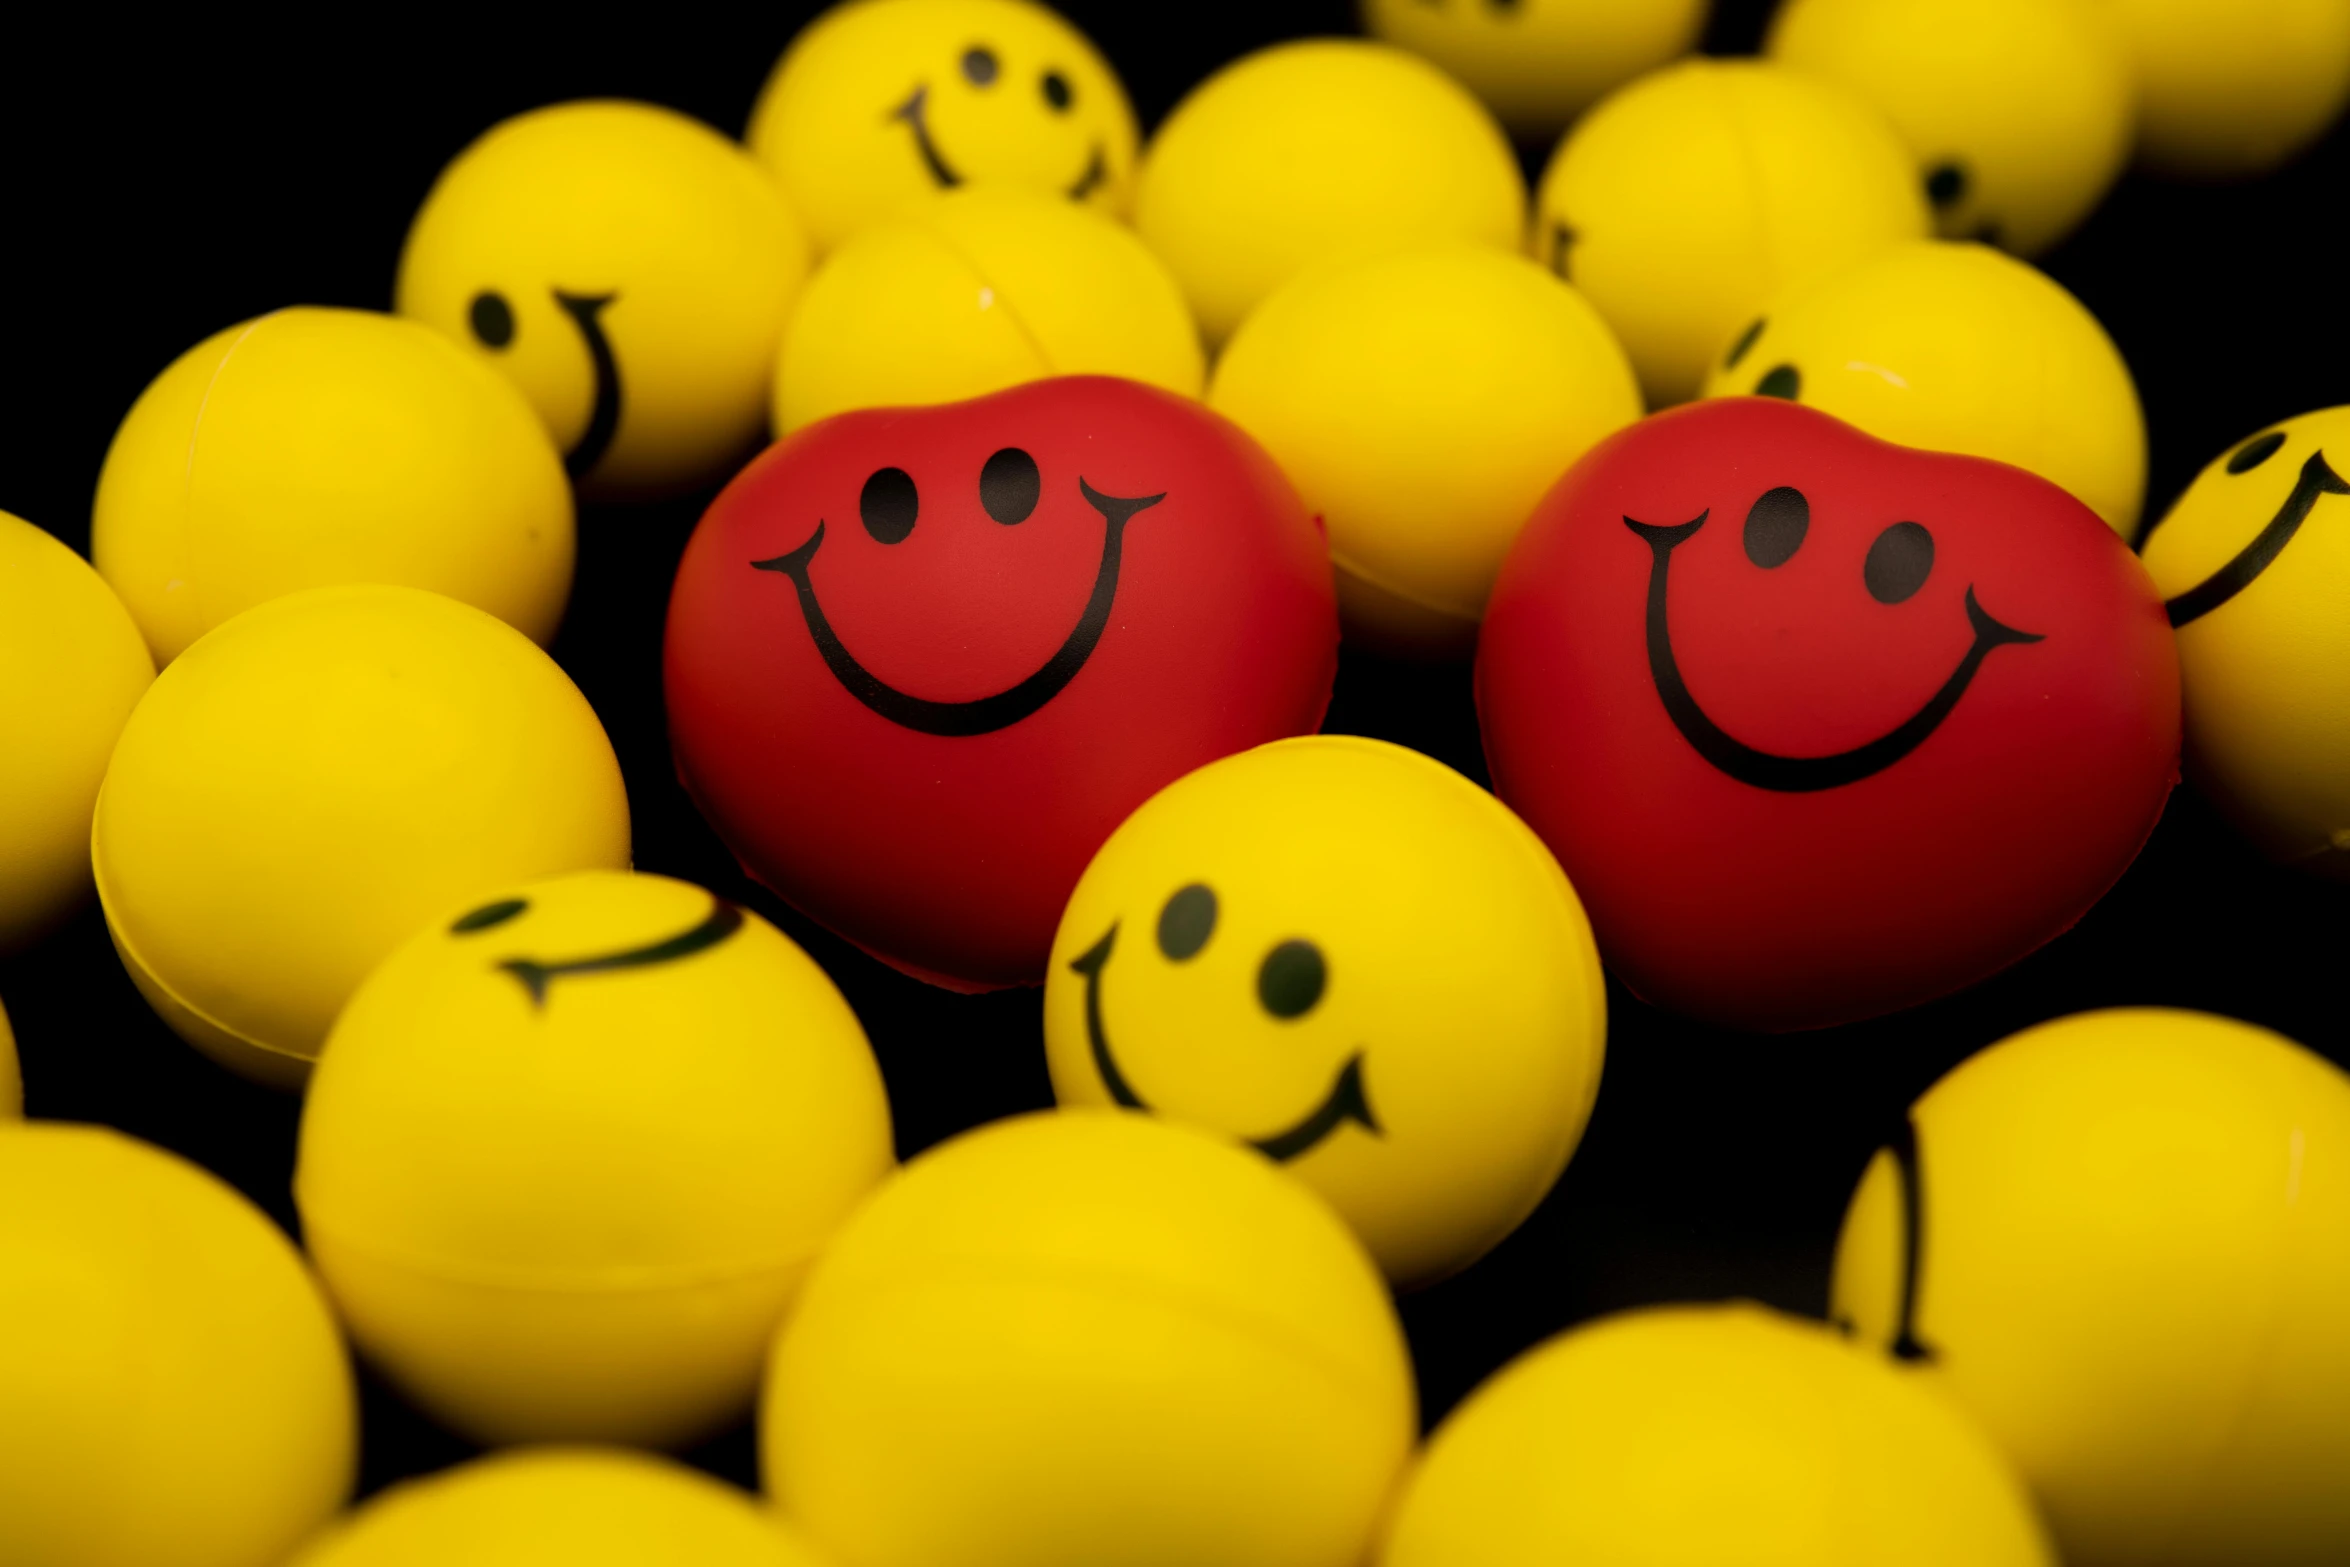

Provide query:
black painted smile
left=1628, top=510, right=2043, bottom=792
left=753, top=478, right=1163, bottom=738
left=496, top=900, right=743, bottom=1006
left=2163, top=448, right=2350, bottom=627
left=890, top=85, right=1108, bottom=199
left=1069, top=924, right=1379, bottom=1163
left=553, top=289, right=622, bottom=480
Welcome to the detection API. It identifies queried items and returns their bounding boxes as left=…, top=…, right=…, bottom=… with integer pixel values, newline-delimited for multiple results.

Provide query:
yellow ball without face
left=93, top=585, right=630, bottom=1088
left=764, top=1110, right=1416, bottom=1567
left=1209, top=246, right=1640, bottom=655
left=1701, top=239, right=2147, bottom=534
left=296, top=870, right=893, bottom=1447
left=1, top=998, right=18, bottom=1118
left=747, top=0, right=1138, bottom=253
left=1360, top=0, right=1706, bottom=140
left=93, top=307, right=573, bottom=665
left=0, top=1123, right=354, bottom=1567
left=774, top=185, right=1201, bottom=433
left=1536, top=58, right=1928, bottom=405
left=1380, top=1303, right=2052, bottom=1567
left=1136, top=39, right=1527, bottom=345
left=1044, top=736, right=1607, bottom=1287
left=2099, top=0, right=2350, bottom=177
left=0, top=513, right=152, bottom=950
left=1769, top=0, right=2135, bottom=256
left=1832, top=1008, right=2350, bottom=1566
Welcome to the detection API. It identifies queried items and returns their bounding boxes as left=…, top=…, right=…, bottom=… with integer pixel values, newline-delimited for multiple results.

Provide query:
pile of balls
left=7, top=0, right=2350, bottom=1563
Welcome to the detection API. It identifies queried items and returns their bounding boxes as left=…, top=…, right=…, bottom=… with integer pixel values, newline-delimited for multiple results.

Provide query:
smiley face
left=446, top=890, right=743, bottom=1005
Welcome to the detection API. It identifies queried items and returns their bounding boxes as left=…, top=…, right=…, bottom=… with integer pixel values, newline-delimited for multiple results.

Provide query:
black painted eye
left=1925, top=162, right=1968, bottom=209
left=980, top=447, right=1040, bottom=524
left=1724, top=317, right=1765, bottom=370
left=469, top=290, right=514, bottom=350
left=860, top=467, right=919, bottom=544
left=1258, top=940, right=1326, bottom=1019
left=1042, top=70, right=1073, bottom=110
left=1157, top=884, right=1216, bottom=960
left=962, top=46, right=998, bottom=86
left=1756, top=364, right=1801, bottom=399
left=1864, top=521, right=1935, bottom=604
left=1744, top=486, right=1809, bottom=568
left=452, top=897, right=527, bottom=934
left=2227, top=430, right=2287, bottom=474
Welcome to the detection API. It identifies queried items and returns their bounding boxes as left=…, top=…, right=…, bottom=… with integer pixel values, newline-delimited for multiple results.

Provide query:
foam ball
left=1361, top=0, right=1707, bottom=141
left=2102, top=0, right=2350, bottom=177
left=1, top=998, right=18, bottom=1119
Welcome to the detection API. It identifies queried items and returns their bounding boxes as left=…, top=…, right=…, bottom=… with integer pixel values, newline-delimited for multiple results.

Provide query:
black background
left=4, top=0, right=2347, bottom=1504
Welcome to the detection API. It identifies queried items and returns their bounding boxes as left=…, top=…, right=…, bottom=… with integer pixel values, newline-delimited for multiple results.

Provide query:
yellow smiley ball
left=1208, top=246, right=1640, bottom=656
left=0, top=512, right=152, bottom=951
left=93, top=585, right=631, bottom=1089
left=1360, top=0, right=1707, bottom=141
left=1832, top=1008, right=2350, bottom=1567
left=2140, top=409, right=2350, bottom=873
left=747, top=0, right=1138, bottom=254
left=1701, top=239, right=2147, bottom=534
left=295, top=869, right=893, bottom=1448
left=1135, top=39, right=1527, bottom=346
left=1769, top=0, right=2135, bottom=257
left=397, top=100, right=812, bottom=500
left=764, top=1110, right=1416, bottom=1567
left=0, top=1122, right=354, bottom=1567
left=1044, top=735, right=1607, bottom=1287
left=1379, top=1302, right=2052, bottom=1567
left=93, top=307, right=572, bottom=667
left=2098, top=0, right=2350, bottom=177
left=1535, top=58, right=1928, bottom=406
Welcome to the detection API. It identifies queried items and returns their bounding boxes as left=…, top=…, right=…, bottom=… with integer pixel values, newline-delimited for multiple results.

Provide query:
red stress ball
left=1477, top=398, right=2178, bottom=1032
left=666, top=375, right=1337, bottom=989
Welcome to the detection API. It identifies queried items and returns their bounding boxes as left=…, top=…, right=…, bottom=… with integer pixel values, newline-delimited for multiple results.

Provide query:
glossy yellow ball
left=1136, top=39, right=1526, bottom=346
left=296, top=870, right=892, bottom=1447
left=93, top=585, right=630, bottom=1088
left=747, top=0, right=1138, bottom=253
left=1833, top=1008, right=2350, bottom=1567
left=1, top=997, right=18, bottom=1119
left=764, top=1110, right=1416, bottom=1567
left=1380, top=1303, right=2052, bottom=1567
left=2099, top=0, right=2350, bottom=177
left=773, top=185, right=1200, bottom=434
left=398, top=100, right=812, bottom=499
left=0, top=512, right=152, bottom=950
left=1700, top=239, right=2146, bottom=534
left=1535, top=58, right=1928, bottom=406
left=1360, top=0, right=1706, bottom=140
left=93, top=308, right=572, bottom=666
left=0, top=1122, right=354, bottom=1567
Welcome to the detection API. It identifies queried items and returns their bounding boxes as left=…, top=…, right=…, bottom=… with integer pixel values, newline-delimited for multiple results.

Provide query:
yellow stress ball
left=1703, top=240, right=2146, bottom=535
left=2140, top=409, right=2350, bottom=873
left=1209, top=246, right=1639, bottom=655
left=764, top=1110, right=1415, bottom=1567
left=1536, top=58, right=1928, bottom=406
left=0, top=513, right=152, bottom=950
left=288, top=1448, right=829, bottom=1567
left=93, top=585, right=630, bottom=1089
left=398, top=100, right=812, bottom=499
left=748, top=0, right=1138, bottom=253
left=1, top=997, right=18, bottom=1118
left=1360, top=0, right=1707, bottom=141
left=94, top=307, right=572, bottom=666
left=1380, top=1303, right=2051, bottom=1567
left=1832, top=1008, right=2350, bottom=1567
left=0, top=1123, right=354, bottom=1567
left=1136, top=39, right=1526, bottom=346
left=1044, top=736, right=1606, bottom=1287
left=1769, top=0, right=2135, bottom=257
left=296, top=870, right=893, bottom=1448
left=2102, top=0, right=2350, bottom=177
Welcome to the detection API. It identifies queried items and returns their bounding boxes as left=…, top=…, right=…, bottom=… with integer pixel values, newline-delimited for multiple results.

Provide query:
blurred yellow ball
left=1700, top=240, right=2146, bottom=534
left=764, top=1110, right=1415, bottom=1567
left=1, top=997, right=18, bottom=1118
left=1380, top=1302, right=2052, bottom=1567
left=1769, top=0, right=2136, bottom=257
left=0, top=1122, right=354, bottom=1567
left=93, top=585, right=631, bottom=1088
left=1535, top=58, right=1927, bottom=405
left=747, top=0, right=1138, bottom=253
left=397, top=100, right=812, bottom=499
left=1208, top=245, right=1639, bottom=654
left=0, top=512, right=152, bottom=950
left=1833, top=1008, right=2350, bottom=1567
left=93, top=307, right=572, bottom=666
left=2098, top=0, right=2350, bottom=177
left=1136, top=39, right=1526, bottom=346
left=296, top=870, right=892, bottom=1447
left=1360, top=0, right=1707, bottom=141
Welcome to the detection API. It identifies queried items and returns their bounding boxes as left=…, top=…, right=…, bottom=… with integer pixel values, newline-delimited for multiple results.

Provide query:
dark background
left=4, top=0, right=2346, bottom=1503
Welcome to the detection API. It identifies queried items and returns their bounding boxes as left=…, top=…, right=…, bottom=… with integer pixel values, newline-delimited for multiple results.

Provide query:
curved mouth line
left=553, top=289, right=623, bottom=480
left=752, top=478, right=1163, bottom=737
left=497, top=899, right=743, bottom=1006
left=1069, top=924, right=1380, bottom=1164
left=2164, top=448, right=2350, bottom=627
left=893, top=85, right=1108, bottom=200
left=1626, top=510, right=2044, bottom=793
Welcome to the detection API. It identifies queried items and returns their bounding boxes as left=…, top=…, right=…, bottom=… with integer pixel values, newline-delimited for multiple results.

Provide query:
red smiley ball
left=665, top=376, right=1338, bottom=989
left=1478, top=398, right=2179, bottom=1031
